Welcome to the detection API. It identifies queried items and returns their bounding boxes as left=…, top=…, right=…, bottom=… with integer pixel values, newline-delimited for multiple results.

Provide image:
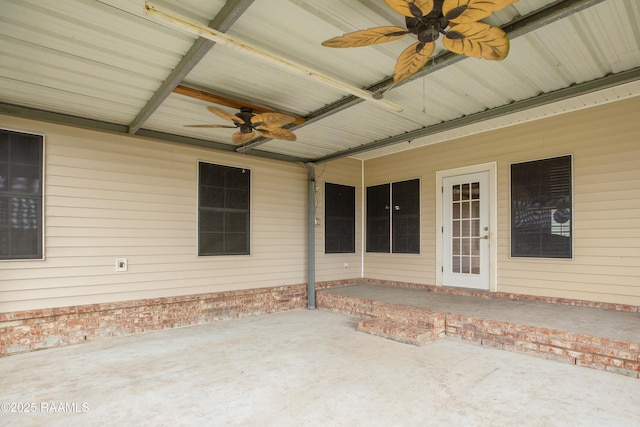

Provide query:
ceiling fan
left=185, top=106, right=297, bottom=144
left=322, top=0, right=516, bottom=84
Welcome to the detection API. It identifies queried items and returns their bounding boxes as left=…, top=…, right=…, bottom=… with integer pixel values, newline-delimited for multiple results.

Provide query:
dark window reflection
left=198, top=162, right=250, bottom=256
left=511, top=155, right=572, bottom=258
left=0, top=129, right=43, bottom=259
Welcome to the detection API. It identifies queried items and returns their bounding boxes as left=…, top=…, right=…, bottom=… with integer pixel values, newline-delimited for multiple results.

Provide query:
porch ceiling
left=1, top=0, right=639, bottom=163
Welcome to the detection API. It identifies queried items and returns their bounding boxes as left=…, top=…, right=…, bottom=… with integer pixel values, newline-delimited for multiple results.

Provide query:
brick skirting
left=0, top=284, right=307, bottom=357
left=445, top=314, right=640, bottom=378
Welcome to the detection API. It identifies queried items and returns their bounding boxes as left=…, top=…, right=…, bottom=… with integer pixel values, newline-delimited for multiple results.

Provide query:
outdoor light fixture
left=144, top=2, right=404, bottom=112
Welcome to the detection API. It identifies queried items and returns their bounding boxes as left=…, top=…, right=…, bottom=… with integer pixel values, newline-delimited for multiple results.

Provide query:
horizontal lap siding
left=0, top=115, right=307, bottom=312
left=315, top=158, right=363, bottom=282
left=364, top=96, right=640, bottom=305
left=363, top=162, right=437, bottom=283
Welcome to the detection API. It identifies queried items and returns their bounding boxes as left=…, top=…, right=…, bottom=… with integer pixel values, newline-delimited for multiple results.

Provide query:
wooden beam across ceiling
left=173, top=84, right=307, bottom=125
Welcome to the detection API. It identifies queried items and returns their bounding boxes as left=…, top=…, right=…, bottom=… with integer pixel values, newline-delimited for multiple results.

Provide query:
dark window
left=366, top=183, right=390, bottom=253
left=511, top=155, right=572, bottom=258
left=325, top=183, right=355, bottom=254
left=0, top=129, right=44, bottom=260
left=366, top=179, right=420, bottom=254
left=392, top=179, right=420, bottom=253
left=198, top=162, right=250, bottom=256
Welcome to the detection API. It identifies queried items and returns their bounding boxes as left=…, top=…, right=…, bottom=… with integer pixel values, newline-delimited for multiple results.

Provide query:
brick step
left=357, top=318, right=442, bottom=346
left=373, top=305, right=445, bottom=331
left=317, top=292, right=446, bottom=334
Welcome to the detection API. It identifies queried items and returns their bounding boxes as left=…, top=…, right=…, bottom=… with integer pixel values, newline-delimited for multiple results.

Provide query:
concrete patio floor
left=1, top=309, right=639, bottom=426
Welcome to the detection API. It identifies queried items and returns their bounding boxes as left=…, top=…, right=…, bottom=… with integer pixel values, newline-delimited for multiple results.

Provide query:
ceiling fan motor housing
left=235, top=107, right=256, bottom=133
left=406, top=1, right=451, bottom=43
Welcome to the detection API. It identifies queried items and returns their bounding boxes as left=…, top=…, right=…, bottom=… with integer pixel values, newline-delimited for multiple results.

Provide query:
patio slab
left=1, top=309, right=639, bottom=426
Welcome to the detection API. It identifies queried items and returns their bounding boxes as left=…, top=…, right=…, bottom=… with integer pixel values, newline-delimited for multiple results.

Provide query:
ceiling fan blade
left=184, top=124, right=237, bottom=128
left=232, top=130, right=255, bottom=144
left=256, top=128, right=297, bottom=142
left=443, top=0, right=517, bottom=24
left=443, top=22, right=509, bottom=60
left=393, top=41, right=435, bottom=83
left=384, top=0, right=434, bottom=18
left=322, top=26, right=409, bottom=48
left=251, top=112, right=296, bottom=129
left=207, top=106, right=245, bottom=125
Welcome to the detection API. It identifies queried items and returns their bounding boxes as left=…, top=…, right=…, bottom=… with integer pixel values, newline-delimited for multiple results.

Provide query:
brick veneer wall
left=445, top=314, right=640, bottom=378
left=0, top=284, right=307, bottom=356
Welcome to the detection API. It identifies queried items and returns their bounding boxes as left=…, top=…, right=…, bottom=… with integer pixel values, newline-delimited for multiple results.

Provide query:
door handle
left=481, top=234, right=489, bottom=240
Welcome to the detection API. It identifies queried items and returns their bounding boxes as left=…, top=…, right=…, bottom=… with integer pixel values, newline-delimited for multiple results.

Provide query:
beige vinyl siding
left=363, top=167, right=437, bottom=283
left=0, top=115, right=307, bottom=313
left=314, top=158, right=363, bottom=282
left=363, top=96, right=640, bottom=305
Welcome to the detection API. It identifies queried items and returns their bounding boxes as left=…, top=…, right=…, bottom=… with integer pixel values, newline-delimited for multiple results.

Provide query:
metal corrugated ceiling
left=1, top=0, right=639, bottom=163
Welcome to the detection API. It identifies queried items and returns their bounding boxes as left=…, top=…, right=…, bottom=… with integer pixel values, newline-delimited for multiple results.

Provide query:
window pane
left=511, top=155, right=572, bottom=258
left=226, top=188, right=249, bottom=209
left=11, top=135, right=42, bottom=165
left=198, top=162, right=250, bottom=256
left=199, top=187, right=225, bottom=208
left=224, top=233, right=248, bottom=254
left=325, top=183, right=355, bottom=254
left=366, top=184, right=390, bottom=253
left=225, top=212, right=248, bottom=233
left=199, top=233, right=224, bottom=255
left=199, top=210, right=223, bottom=232
left=392, top=179, right=419, bottom=254
left=0, top=129, right=43, bottom=260
left=10, top=165, right=41, bottom=194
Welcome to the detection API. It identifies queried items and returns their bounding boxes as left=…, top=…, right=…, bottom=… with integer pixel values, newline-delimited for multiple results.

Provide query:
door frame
left=435, top=162, right=497, bottom=291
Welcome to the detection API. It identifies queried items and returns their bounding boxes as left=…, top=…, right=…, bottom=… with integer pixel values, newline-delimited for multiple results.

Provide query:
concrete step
left=357, top=318, right=441, bottom=346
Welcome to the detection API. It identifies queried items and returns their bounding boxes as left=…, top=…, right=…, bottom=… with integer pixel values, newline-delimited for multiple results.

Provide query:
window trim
left=0, top=127, right=45, bottom=261
left=197, top=160, right=251, bottom=257
left=509, top=154, right=574, bottom=260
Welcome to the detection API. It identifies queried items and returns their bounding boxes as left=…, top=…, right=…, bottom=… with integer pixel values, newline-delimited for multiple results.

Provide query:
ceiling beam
left=144, top=3, right=404, bottom=113
left=173, top=84, right=307, bottom=125
left=128, top=0, right=255, bottom=135
left=0, top=102, right=307, bottom=164
left=237, top=0, right=607, bottom=154
left=310, top=67, right=640, bottom=164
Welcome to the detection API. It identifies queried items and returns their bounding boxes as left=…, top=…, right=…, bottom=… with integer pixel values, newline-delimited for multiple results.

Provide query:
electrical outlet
left=115, top=258, right=128, bottom=272
left=344, top=263, right=349, bottom=269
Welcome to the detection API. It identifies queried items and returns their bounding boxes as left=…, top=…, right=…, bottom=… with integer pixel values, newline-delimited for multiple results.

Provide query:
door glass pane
left=452, top=256, right=460, bottom=273
left=461, top=184, right=470, bottom=200
left=461, top=256, right=470, bottom=274
left=461, top=238, right=470, bottom=255
left=471, top=256, right=480, bottom=274
left=450, top=180, right=481, bottom=276
left=461, top=201, right=470, bottom=218
left=471, top=201, right=480, bottom=218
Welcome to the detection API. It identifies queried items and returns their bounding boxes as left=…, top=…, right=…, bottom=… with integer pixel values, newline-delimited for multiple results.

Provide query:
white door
left=442, top=171, right=490, bottom=290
